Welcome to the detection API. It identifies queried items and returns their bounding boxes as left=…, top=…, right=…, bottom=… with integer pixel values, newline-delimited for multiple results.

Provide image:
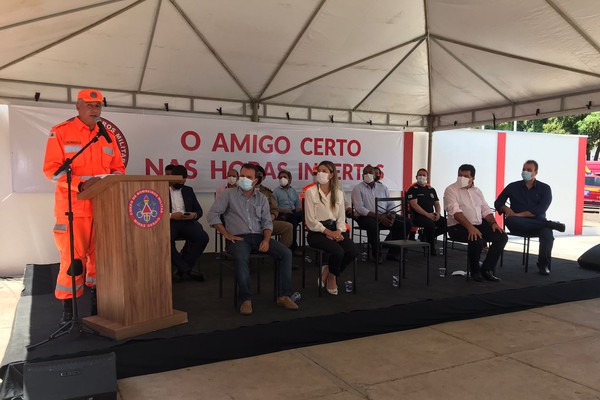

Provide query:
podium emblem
left=128, top=189, right=164, bottom=228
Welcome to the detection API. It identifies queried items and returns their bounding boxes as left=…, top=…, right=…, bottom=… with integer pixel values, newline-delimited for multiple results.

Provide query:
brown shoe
left=239, top=300, right=253, bottom=315
left=277, top=296, right=299, bottom=311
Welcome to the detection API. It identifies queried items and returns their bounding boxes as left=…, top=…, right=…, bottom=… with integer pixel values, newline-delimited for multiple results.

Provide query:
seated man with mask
left=207, top=163, right=298, bottom=315
left=444, top=164, right=507, bottom=282
left=255, top=165, right=295, bottom=254
left=216, top=168, right=239, bottom=198
left=406, top=168, right=446, bottom=255
left=494, top=159, right=565, bottom=276
left=166, top=164, right=209, bottom=282
left=351, top=164, right=412, bottom=262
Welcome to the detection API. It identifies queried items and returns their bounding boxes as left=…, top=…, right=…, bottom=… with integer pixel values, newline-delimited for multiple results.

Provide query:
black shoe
left=538, top=265, right=550, bottom=276
left=172, top=271, right=183, bottom=283
left=59, top=311, right=73, bottom=328
left=90, top=287, right=97, bottom=316
left=59, top=299, right=73, bottom=328
left=470, top=272, right=484, bottom=282
left=547, top=221, right=566, bottom=232
left=188, top=271, right=205, bottom=282
left=482, top=270, right=501, bottom=282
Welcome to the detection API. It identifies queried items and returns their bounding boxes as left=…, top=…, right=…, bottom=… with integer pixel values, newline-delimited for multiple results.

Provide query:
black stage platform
left=2, top=244, right=600, bottom=395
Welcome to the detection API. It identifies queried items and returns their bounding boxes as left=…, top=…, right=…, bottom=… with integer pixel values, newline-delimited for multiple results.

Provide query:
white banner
left=9, top=105, right=406, bottom=193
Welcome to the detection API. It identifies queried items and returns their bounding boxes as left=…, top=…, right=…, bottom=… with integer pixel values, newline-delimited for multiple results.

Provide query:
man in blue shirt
left=351, top=165, right=412, bottom=262
left=494, top=160, right=565, bottom=276
left=207, top=163, right=298, bottom=315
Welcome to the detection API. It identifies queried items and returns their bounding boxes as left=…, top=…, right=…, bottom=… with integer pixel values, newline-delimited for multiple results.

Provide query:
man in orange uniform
left=43, top=89, right=126, bottom=327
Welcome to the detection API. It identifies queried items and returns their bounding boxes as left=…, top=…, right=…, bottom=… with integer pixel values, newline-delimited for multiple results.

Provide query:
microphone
left=94, top=117, right=112, bottom=143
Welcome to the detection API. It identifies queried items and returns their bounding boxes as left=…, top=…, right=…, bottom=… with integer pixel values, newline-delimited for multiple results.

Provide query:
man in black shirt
left=406, top=168, right=447, bottom=255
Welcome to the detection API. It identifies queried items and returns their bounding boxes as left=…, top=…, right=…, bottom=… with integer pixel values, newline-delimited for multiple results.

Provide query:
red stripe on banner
left=403, top=132, right=414, bottom=190
left=495, top=132, right=507, bottom=225
left=574, top=136, right=587, bottom=235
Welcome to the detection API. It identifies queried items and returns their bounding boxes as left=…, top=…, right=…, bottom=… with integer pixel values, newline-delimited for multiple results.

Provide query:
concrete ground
left=2, top=218, right=600, bottom=399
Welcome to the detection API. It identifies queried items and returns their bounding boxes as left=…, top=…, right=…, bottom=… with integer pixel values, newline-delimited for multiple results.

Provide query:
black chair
left=376, top=195, right=431, bottom=286
left=217, top=233, right=276, bottom=307
left=350, top=203, right=370, bottom=260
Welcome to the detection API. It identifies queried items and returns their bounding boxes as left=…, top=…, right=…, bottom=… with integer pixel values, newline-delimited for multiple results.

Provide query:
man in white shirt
left=443, top=164, right=507, bottom=282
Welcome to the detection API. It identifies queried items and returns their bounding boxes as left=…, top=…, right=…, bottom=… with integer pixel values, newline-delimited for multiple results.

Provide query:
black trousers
left=307, top=223, right=357, bottom=277
left=170, top=220, right=209, bottom=273
left=447, top=223, right=508, bottom=273
left=356, top=215, right=412, bottom=256
left=277, top=211, right=303, bottom=250
left=412, top=213, right=447, bottom=246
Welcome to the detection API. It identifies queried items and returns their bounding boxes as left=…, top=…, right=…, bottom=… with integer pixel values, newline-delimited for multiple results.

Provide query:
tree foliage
left=480, top=113, right=600, bottom=160
left=577, top=112, right=600, bottom=160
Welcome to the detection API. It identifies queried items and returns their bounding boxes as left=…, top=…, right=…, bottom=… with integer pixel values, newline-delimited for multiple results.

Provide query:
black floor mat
left=2, top=246, right=600, bottom=387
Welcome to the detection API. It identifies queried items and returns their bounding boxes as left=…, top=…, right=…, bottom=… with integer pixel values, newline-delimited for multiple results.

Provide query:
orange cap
left=77, top=89, right=103, bottom=102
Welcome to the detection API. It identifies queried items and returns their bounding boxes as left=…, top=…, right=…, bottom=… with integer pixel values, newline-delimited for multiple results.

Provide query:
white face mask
left=521, top=171, right=533, bottom=182
left=416, top=176, right=427, bottom=186
left=457, top=176, right=470, bottom=188
left=363, top=173, right=374, bottom=184
left=237, top=177, right=254, bottom=191
left=279, top=177, right=289, bottom=187
left=316, top=171, right=330, bottom=185
left=227, top=176, right=238, bottom=186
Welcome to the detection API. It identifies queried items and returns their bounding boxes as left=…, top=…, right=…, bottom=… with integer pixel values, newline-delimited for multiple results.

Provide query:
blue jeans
left=225, top=233, right=293, bottom=304
left=505, top=216, right=554, bottom=268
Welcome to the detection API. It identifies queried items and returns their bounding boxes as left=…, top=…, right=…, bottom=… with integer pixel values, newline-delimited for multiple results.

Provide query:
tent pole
left=251, top=101, right=259, bottom=122
left=427, top=115, right=434, bottom=176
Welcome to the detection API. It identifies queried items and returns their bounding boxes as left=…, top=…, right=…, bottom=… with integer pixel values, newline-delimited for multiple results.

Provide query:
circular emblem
left=430, top=193, right=435, bottom=198
left=90, top=91, right=98, bottom=98
left=98, top=117, right=130, bottom=167
left=128, top=189, right=164, bottom=228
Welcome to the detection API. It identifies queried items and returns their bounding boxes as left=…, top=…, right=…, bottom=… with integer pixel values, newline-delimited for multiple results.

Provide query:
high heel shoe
left=326, top=275, right=338, bottom=295
left=318, top=265, right=329, bottom=288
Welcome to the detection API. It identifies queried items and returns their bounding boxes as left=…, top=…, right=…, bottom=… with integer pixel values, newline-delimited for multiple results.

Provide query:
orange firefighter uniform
left=43, top=103, right=125, bottom=300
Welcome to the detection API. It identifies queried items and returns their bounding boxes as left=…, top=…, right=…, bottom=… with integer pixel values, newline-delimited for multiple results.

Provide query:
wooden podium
left=78, top=175, right=187, bottom=340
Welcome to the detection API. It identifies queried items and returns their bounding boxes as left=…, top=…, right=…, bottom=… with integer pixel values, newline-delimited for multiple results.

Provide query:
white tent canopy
left=3, top=0, right=600, bottom=130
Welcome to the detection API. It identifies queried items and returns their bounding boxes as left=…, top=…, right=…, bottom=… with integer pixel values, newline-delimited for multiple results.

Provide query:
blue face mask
left=521, top=171, right=533, bottom=182
left=237, top=177, right=254, bottom=191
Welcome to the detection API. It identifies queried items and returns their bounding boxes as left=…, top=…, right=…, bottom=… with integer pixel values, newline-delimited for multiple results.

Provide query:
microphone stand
left=28, top=130, right=107, bottom=351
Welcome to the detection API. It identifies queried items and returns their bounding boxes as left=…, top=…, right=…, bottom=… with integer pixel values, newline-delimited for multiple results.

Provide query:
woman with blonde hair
left=304, top=161, right=357, bottom=295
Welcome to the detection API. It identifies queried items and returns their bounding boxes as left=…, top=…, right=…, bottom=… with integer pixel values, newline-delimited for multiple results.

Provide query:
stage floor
left=2, top=244, right=600, bottom=386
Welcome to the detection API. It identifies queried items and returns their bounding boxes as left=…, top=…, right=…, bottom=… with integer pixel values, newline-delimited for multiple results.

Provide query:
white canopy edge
left=3, top=78, right=600, bottom=131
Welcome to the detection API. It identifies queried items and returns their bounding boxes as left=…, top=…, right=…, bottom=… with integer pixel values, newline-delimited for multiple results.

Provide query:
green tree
left=481, top=121, right=514, bottom=131
left=542, top=115, right=586, bottom=135
left=577, top=112, right=600, bottom=160
left=518, top=119, right=547, bottom=132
